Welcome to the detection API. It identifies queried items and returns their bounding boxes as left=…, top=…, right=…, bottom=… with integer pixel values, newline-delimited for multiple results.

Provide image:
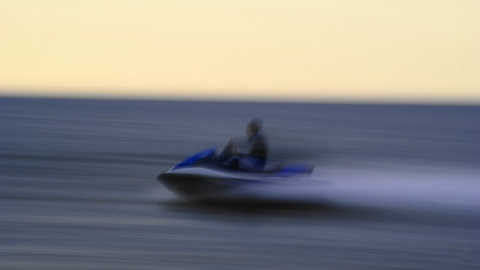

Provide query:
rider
left=219, top=118, right=268, bottom=171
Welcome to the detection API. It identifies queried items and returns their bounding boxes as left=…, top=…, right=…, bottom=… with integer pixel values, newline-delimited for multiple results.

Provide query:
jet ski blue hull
left=157, top=149, right=314, bottom=201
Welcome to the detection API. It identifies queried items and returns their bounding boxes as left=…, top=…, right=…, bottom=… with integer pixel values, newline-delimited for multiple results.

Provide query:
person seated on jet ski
left=218, top=119, right=268, bottom=172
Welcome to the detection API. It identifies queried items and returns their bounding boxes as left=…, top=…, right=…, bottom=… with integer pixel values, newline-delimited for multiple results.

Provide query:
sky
left=1, top=0, right=479, bottom=102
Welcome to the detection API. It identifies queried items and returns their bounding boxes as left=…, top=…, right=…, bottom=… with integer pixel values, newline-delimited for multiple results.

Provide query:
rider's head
left=246, top=118, right=262, bottom=136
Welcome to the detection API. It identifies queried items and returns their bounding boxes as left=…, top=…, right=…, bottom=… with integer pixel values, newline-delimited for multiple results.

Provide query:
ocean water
left=1, top=97, right=479, bottom=269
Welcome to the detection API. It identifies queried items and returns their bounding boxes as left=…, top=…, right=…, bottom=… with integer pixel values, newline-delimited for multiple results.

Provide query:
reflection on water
left=1, top=98, right=479, bottom=269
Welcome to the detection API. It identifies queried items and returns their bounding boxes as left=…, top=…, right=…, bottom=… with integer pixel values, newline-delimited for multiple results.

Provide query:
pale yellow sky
left=1, top=0, right=479, bottom=101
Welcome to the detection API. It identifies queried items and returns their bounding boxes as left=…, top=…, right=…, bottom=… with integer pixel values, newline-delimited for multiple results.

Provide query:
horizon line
left=1, top=92, right=479, bottom=106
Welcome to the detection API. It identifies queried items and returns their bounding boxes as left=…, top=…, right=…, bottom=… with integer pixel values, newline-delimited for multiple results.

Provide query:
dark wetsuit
left=244, top=132, right=268, bottom=168
left=219, top=132, right=268, bottom=171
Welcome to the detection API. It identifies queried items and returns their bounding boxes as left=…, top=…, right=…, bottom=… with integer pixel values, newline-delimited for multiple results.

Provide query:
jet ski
left=157, top=148, right=314, bottom=201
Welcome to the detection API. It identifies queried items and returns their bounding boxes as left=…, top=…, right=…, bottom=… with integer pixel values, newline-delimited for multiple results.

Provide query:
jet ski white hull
left=156, top=149, right=314, bottom=201
left=158, top=167, right=292, bottom=201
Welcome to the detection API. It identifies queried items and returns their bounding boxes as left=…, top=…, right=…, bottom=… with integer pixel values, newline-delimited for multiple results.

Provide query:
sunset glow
left=1, top=0, right=479, bottom=102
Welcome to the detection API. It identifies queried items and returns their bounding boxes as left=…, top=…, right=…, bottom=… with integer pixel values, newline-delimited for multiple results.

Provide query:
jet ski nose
left=157, top=170, right=181, bottom=182
left=156, top=171, right=170, bottom=181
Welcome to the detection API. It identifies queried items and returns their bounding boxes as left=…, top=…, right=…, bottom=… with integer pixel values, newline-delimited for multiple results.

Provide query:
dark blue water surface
left=1, top=97, right=479, bottom=270
left=1, top=97, right=478, bottom=167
